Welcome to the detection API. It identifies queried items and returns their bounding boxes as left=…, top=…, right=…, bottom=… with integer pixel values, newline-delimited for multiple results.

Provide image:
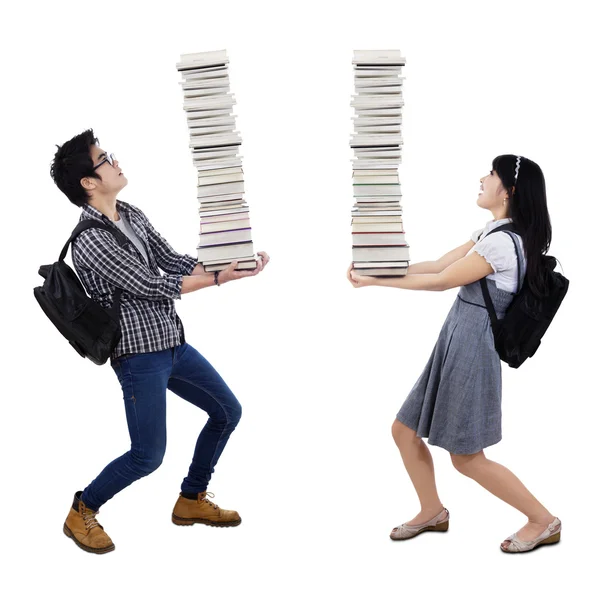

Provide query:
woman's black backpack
left=479, top=223, right=569, bottom=368
left=34, top=220, right=129, bottom=365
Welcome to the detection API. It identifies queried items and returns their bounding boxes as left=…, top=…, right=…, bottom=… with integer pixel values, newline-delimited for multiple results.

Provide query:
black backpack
left=34, top=220, right=129, bottom=365
left=478, top=223, right=569, bottom=368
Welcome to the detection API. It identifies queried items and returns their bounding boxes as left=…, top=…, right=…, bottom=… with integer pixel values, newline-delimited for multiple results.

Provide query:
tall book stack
left=176, top=50, right=257, bottom=272
left=350, top=50, right=410, bottom=277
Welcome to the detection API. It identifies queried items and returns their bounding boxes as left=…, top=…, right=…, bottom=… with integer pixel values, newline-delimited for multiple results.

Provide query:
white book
left=197, top=173, right=244, bottom=186
left=184, top=87, right=231, bottom=98
left=353, top=261, right=409, bottom=268
left=354, top=108, right=403, bottom=117
left=181, top=77, right=230, bottom=89
left=195, top=158, right=243, bottom=171
left=192, top=150, right=239, bottom=160
left=182, top=69, right=228, bottom=81
left=197, top=242, right=255, bottom=262
left=197, top=182, right=245, bottom=197
left=352, top=216, right=403, bottom=224
left=352, top=175, right=399, bottom=184
left=198, top=166, right=244, bottom=179
left=199, top=229, right=252, bottom=246
left=353, top=50, right=406, bottom=64
left=354, top=76, right=406, bottom=86
left=188, top=116, right=236, bottom=127
left=187, top=109, right=233, bottom=120
left=201, top=218, right=250, bottom=233
left=198, top=193, right=245, bottom=204
left=178, top=50, right=228, bottom=67
left=202, top=255, right=255, bottom=265
left=354, top=125, right=402, bottom=133
left=198, top=206, right=249, bottom=217
left=352, top=161, right=402, bottom=169
left=352, top=169, right=398, bottom=176
left=351, top=98, right=404, bottom=109
left=352, top=222, right=403, bottom=233
left=353, top=117, right=402, bottom=125
left=356, top=86, right=404, bottom=94
left=352, top=232, right=407, bottom=245
left=354, top=69, right=404, bottom=76
left=201, top=211, right=250, bottom=224
left=189, top=125, right=236, bottom=136
left=184, top=95, right=235, bottom=109
left=352, top=246, right=410, bottom=262
left=203, top=260, right=257, bottom=272
left=351, top=209, right=403, bottom=216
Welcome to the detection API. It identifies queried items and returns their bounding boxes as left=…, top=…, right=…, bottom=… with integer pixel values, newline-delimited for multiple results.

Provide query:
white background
left=1, top=0, right=598, bottom=598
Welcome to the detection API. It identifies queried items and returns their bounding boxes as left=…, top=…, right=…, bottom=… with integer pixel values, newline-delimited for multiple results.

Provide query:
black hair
left=492, top=154, right=552, bottom=298
left=50, top=129, right=101, bottom=207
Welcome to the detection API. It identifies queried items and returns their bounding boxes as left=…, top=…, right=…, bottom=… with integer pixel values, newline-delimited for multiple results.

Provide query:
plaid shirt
left=71, top=200, right=197, bottom=359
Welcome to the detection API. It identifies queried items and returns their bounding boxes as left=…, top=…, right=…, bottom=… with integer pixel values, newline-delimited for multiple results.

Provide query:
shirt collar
left=81, top=199, right=129, bottom=223
left=485, top=217, right=513, bottom=232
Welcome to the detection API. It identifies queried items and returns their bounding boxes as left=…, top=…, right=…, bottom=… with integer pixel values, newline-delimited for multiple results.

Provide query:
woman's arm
left=407, top=240, right=476, bottom=274
left=348, top=251, right=494, bottom=291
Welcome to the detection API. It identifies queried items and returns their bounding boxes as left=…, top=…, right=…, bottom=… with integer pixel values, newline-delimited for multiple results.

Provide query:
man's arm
left=132, top=205, right=197, bottom=275
left=73, top=228, right=187, bottom=300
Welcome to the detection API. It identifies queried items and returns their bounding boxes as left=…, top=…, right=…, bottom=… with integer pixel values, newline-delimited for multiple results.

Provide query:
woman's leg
left=450, top=450, right=556, bottom=546
left=392, top=419, right=444, bottom=524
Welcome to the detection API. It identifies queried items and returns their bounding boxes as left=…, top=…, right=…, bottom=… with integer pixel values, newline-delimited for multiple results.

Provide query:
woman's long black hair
left=492, top=154, right=552, bottom=298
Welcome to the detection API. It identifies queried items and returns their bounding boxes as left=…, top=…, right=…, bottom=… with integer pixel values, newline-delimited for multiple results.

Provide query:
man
left=50, top=129, right=269, bottom=554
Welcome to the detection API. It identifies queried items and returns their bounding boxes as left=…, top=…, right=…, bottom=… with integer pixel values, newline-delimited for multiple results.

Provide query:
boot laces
left=82, top=508, right=100, bottom=531
left=201, top=492, right=218, bottom=511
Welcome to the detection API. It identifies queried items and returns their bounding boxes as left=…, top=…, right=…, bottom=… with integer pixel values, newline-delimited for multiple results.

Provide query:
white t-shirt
left=112, top=211, right=150, bottom=265
left=466, top=218, right=526, bottom=293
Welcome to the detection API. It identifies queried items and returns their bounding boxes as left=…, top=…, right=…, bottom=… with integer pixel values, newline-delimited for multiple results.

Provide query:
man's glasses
left=93, top=152, right=116, bottom=170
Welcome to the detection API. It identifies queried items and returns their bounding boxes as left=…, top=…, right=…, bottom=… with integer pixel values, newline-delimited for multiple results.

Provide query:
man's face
left=84, top=144, right=128, bottom=195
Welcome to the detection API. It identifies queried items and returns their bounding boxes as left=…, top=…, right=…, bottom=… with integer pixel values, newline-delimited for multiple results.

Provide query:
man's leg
left=167, top=343, right=242, bottom=495
left=80, top=349, right=173, bottom=511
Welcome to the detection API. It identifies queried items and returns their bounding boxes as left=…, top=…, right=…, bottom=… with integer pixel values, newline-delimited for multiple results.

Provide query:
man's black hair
left=50, top=129, right=101, bottom=207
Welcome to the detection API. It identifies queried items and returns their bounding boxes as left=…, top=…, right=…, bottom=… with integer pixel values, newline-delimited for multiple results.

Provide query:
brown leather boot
left=63, top=492, right=115, bottom=554
left=172, top=491, right=241, bottom=527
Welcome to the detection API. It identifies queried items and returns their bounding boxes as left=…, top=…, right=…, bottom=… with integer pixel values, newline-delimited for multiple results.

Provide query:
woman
left=347, top=154, right=561, bottom=553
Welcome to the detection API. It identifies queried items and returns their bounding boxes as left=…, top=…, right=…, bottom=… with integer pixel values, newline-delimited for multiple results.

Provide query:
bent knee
left=450, top=451, right=484, bottom=475
left=392, top=419, right=417, bottom=443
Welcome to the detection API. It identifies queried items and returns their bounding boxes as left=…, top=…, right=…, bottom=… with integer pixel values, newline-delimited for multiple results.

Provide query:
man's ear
left=81, top=176, right=96, bottom=191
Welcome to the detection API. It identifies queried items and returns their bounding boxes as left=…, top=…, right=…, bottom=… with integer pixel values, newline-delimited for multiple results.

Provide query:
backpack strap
left=477, top=223, right=525, bottom=326
left=59, top=220, right=130, bottom=316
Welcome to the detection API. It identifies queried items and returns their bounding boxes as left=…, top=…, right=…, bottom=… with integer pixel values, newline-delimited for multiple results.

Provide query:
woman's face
left=477, top=169, right=508, bottom=211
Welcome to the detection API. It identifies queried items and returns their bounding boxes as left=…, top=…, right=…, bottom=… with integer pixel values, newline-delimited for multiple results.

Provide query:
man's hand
left=191, top=263, right=206, bottom=276
left=216, top=251, right=270, bottom=284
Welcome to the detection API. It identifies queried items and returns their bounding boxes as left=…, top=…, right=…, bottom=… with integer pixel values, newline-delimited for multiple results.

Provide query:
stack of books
left=176, top=50, right=257, bottom=272
left=350, top=50, right=410, bottom=277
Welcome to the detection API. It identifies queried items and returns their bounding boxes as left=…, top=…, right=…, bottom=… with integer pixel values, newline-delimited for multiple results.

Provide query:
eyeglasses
left=93, top=152, right=116, bottom=170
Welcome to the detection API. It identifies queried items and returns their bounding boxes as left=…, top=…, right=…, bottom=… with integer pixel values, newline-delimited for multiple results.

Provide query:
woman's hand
left=347, top=263, right=377, bottom=288
left=217, top=251, right=270, bottom=284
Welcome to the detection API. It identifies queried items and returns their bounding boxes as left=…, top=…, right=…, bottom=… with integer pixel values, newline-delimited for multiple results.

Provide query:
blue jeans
left=81, top=343, right=242, bottom=511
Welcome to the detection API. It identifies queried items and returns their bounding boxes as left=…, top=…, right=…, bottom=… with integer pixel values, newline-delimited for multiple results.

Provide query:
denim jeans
left=81, top=343, right=242, bottom=511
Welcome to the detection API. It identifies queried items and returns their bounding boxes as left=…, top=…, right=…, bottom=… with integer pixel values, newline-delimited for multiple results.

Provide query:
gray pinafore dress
left=396, top=231, right=526, bottom=455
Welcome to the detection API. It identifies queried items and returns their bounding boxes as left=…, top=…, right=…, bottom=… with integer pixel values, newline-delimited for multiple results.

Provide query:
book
left=197, top=242, right=255, bottom=262
left=352, top=232, right=407, bottom=245
left=198, top=228, right=252, bottom=246
left=352, top=246, right=410, bottom=261
left=201, top=218, right=251, bottom=233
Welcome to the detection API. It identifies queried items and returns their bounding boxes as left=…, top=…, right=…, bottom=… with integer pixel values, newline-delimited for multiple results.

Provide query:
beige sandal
left=390, top=508, right=450, bottom=541
left=500, top=517, right=561, bottom=553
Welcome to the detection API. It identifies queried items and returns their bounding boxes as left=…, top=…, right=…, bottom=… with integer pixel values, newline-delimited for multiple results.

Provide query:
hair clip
left=515, top=156, right=521, bottom=182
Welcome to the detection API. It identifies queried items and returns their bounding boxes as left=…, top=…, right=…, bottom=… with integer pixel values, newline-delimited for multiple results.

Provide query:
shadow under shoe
left=172, top=491, right=241, bottom=527
left=63, top=491, right=115, bottom=554
left=390, top=507, right=450, bottom=541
